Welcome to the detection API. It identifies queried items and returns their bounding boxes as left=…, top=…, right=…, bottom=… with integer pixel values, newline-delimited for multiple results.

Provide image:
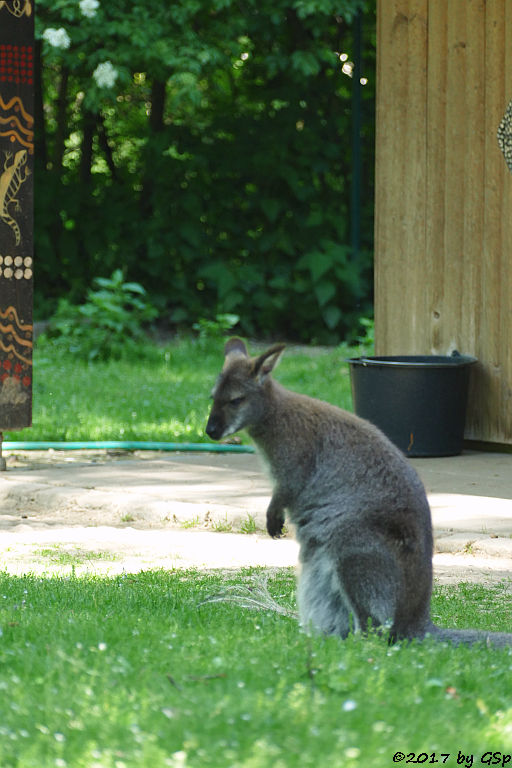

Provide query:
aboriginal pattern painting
left=0, top=2, right=33, bottom=430
left=497, top=98, right=512, bottom=173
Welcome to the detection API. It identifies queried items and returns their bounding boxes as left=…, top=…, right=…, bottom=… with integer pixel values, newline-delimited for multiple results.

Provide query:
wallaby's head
left=205, top=338, right=285, bottom=441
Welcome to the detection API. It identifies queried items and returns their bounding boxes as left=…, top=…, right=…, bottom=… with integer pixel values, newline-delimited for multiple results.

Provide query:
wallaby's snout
left=205, top=411, right=224, bottom=441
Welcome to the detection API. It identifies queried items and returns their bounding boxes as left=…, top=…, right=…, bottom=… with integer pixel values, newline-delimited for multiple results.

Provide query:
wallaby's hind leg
left=297, top=548, right=353, bottom=637
left=337, top=550, right=401, bottom=636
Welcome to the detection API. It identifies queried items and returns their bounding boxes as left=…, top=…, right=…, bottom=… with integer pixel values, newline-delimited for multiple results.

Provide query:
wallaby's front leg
left=266, top=490, right=287, bottom=538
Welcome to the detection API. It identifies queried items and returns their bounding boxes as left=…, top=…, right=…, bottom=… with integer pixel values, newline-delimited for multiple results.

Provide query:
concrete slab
left=410, top=452, right=512, bottom=562
left=0, top=450, right=271, bottom=529
left=413, top=451, right=512, bottom=499
left=0, top=448, right=511, bottom=581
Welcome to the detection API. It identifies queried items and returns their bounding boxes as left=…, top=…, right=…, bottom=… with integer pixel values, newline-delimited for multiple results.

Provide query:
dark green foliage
left=35, top=0, right=375, bottom=342
left=192, top=313, right=241, bottom=347
left=45, top=269, right=158, bottom=360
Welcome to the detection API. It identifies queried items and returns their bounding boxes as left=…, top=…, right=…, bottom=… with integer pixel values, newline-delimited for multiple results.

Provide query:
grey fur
left=206, top=339, right=512, bottom=648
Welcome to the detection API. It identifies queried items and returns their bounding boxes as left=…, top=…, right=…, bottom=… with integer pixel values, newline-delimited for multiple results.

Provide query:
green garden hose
left=1, top=440, right=255, bottom=453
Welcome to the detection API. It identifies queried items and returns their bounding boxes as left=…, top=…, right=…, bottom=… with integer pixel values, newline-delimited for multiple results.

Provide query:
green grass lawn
left=0, top=570, right=511, bottom=768
left=4, top=333, right=511, bottom=766
left=5, top=337, right=356, bottom=443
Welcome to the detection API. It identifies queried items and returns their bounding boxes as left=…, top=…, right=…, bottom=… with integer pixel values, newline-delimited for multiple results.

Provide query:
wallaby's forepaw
left=266, top=513, right=285, bottom=539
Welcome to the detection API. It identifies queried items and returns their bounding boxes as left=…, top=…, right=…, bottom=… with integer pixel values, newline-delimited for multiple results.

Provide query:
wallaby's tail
left=429, top=625, right=512, bottom=648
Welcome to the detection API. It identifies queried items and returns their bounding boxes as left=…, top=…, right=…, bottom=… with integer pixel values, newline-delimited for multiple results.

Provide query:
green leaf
left=291, top=51, right=321, bottom=77
left=297, top=251, right=332, bottom=283
left=314, top=280, right=336, bottom=307
left=122, top=282, right=147, bottom=295
left=322, top=304, right=342, bottom=329
left=260, top=198, right=281, bottom=222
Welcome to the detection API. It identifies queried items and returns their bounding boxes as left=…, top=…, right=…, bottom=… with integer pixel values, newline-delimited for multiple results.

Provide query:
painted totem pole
left=0, top=0, right=34, bottom=466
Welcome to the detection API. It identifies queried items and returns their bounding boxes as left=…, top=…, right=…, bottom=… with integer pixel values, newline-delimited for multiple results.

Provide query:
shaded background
left=34, top=0, right=376, bottom=345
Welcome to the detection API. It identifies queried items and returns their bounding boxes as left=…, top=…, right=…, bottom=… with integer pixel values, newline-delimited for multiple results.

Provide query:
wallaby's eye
left=230, top=396, right=245, bottom=407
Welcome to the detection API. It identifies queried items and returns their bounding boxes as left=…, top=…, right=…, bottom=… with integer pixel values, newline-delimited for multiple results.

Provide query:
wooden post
left=0, top=0, right=34, bottom=467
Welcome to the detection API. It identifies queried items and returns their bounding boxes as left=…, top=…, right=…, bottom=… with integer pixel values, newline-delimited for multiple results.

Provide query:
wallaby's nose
left=205, top=415, right=221, bottom=441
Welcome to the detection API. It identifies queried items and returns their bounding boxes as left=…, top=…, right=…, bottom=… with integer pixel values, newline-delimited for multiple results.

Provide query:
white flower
left=170, top=752, right=187, bottom=768
left=92, top=61, right=118, bottom=89
left=79, top=0, right=100, bottom=18
left=42, top=27, right=71, bottom=50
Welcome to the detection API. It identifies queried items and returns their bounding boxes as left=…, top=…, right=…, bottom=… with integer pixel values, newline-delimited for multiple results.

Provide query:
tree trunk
left=138, top=79, right=166, bottom=259
left=80, top=109, right=95, bottom=186
left=53, top=67, right=69, bottom=174
left=97, top=113, right=118, bottom=181
left=33, top=39, right=47, bottom=169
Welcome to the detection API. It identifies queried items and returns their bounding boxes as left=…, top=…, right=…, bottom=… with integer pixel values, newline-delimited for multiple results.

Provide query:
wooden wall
left=375, top=0, right=512, bottom=445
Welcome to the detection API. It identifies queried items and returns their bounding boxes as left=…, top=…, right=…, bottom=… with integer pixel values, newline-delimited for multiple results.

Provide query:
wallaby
left=206, top=338, right=512, bottom=647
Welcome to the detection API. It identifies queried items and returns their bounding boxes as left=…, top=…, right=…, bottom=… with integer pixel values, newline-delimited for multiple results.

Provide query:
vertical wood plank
left=475, top=0, right=506, bottom=441
left=461, top=0, right=485, bottom=354
left=499, top=0, right=512, bottom=442
left=375, top=0, right=428, bottom=354
left=425, top=2, right=448, bottom=353
left=402, top=1, right=428, bottom=351
left=374, top=0, right=408, bottom=352
left=457, top=0, right=486, bottom=439
left=442, top=0, right=467, bottom=353
left=373, top=0, right=388, bottom=352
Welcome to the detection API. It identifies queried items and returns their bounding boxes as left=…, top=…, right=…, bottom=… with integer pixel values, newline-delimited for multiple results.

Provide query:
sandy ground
left=1, top=449, right=511, bottom=589
left=2, top=524, right=512, bottom=590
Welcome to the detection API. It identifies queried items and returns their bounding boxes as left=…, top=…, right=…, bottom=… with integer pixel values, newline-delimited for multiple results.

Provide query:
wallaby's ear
left=224, top=337, right=248, bottom=359
left=252, top=344, right=286, bottom=383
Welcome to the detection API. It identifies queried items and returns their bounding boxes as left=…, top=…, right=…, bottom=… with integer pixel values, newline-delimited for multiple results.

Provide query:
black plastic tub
left=347, top=354, right=477, bottom=457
